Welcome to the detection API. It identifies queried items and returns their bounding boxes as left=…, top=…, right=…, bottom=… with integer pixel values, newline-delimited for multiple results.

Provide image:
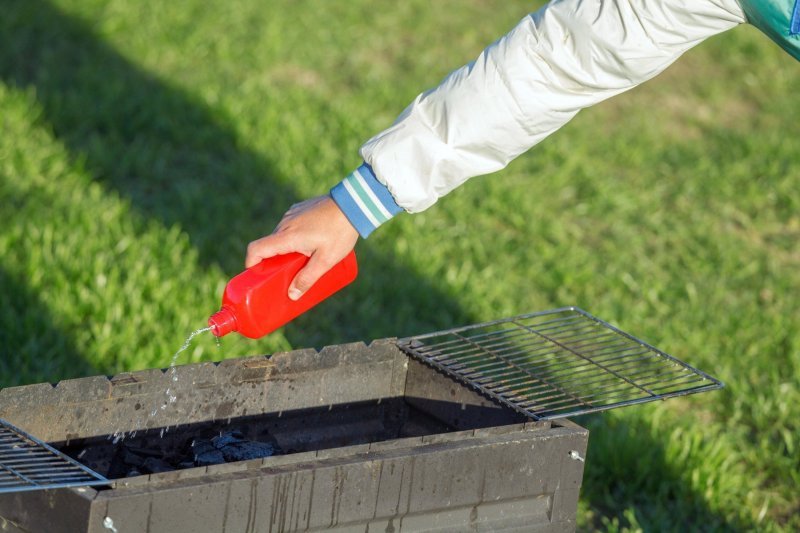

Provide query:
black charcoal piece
left=218, top=440, right=277, bottom=462
left=121, top=448, right=146, bottom=468
left=211, top=431, right=245, bottom=449
left=142, top=457, right=174, bottom=474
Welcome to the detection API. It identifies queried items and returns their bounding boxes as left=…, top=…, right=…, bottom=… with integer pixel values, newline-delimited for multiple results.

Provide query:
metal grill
left=397, top=307, right=723, bottom=420
left=0, top=418, right=108, bottom=493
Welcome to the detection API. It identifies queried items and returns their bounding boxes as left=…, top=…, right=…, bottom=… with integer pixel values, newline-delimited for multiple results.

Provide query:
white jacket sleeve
left=358, top=0, right=747, bottom=214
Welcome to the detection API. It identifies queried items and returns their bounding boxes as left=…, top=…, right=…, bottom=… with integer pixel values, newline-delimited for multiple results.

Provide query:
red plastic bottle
left=208, top=251, right=357, bottom=339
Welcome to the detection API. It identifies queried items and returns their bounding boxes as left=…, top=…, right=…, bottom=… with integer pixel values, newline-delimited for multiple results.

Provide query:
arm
left=355, top=0, right=747, bottom=217
left=248, top=0, right=747, bottom=297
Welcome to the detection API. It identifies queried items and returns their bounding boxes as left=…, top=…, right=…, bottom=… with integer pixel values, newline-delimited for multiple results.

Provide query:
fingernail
left=288, top=288, right=302, bottom=301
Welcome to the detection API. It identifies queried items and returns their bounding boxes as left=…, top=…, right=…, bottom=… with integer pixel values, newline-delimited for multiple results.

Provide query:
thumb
left=288, top=253, right=332, bottom=301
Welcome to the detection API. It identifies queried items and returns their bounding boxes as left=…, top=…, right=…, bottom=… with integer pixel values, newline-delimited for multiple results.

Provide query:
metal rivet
left=102, top=516, right=118, bottom=532
left=568, top=450, right=585, bottom=462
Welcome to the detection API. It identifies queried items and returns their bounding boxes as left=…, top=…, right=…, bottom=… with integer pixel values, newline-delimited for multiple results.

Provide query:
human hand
left=245, top=195, right=359, bottom=300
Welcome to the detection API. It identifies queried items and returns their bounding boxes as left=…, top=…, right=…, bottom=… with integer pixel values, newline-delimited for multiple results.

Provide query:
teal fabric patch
left=740, top=0, right=800, bottom=60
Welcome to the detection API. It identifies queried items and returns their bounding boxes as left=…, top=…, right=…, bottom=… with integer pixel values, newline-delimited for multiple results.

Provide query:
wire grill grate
left=0, top=419, right=108, bottom=493
left=397, top=307, right=723, bottom=420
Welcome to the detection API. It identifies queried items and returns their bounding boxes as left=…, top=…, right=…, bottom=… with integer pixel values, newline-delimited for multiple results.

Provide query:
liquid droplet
left=146, top=326, right=211, bottom=423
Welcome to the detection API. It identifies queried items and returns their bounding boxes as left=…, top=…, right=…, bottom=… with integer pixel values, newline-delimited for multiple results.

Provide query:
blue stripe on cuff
left=330, top=163, right=401, bottom=238
left=331, top=180, right=376, bottom=237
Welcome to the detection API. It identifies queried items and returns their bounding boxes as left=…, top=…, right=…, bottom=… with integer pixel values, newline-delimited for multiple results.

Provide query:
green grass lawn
left=1, top=0, right=798, bottom=530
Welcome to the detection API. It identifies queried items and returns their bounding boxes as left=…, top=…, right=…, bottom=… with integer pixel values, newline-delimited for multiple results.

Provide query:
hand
left=246, top=195, right=359, bottom=300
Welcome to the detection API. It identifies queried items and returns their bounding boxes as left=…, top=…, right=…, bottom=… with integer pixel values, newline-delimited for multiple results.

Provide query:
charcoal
left=211, top=431, right=245, bottom=449
left=142, top=457, right=174, bottom=474
left=186, top=437, right=225, bottom=466
left=71, top=427, right=282, bottom=479
left=121, top=448, right=146, bottom=468
left=194, top=449, right=225, bottom=466
left=219, top=440, right=277, bottom=462
left=189, top=437, right=216, bottom=456
left=124, top=445, right=163, bottom=458
left=106, top=450, right=132, bottom=480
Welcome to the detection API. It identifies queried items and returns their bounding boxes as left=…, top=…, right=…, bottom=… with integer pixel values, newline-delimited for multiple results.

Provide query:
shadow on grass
left=575, top=413, right=755, bottom=532
left=0, top=266, right=95, bottom=387
left=0, top=0, right=471, bottom=373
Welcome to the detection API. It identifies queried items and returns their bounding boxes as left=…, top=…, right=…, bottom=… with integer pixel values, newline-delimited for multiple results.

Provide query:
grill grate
left=397, top=307, right=723, bottom=420
left=0, top=419, right=108, bottom=493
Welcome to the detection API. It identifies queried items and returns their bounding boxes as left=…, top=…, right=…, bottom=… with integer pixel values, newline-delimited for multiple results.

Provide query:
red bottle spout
left=208, top=306, right=237, bottom=337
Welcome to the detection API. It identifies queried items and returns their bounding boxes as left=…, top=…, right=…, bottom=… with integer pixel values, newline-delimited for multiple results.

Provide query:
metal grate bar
left=0, top=419, right=109, bottom=493
left=452, top=330, right=592, bottom=409
left=397, top=307, right=724, bottom=420
left=462, top=342, right=648, bottom=380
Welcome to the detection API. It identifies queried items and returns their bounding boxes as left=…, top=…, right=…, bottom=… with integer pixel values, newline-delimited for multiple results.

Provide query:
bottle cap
left=208, top=307, right=237, bottom=337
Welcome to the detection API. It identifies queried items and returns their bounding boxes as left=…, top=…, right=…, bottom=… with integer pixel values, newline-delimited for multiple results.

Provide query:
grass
left=1, top=0, right=798, bottom=530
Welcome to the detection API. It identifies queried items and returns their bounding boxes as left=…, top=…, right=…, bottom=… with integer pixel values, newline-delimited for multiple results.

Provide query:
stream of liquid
left=150, top=326, right=212, bottom=415
left=108, top=326, right=215, bottom=444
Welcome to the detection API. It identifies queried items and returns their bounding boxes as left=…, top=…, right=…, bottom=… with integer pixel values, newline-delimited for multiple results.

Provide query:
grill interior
left=0, top=419, right=108, bottom=493
left=397, top=307, right=723, bottom=420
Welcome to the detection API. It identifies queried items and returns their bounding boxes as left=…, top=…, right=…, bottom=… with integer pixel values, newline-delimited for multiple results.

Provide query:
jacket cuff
left=330, top=162, right=403, bottom=238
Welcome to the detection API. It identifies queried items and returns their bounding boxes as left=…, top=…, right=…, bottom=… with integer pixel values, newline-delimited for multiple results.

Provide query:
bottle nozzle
left=208, top=307, right=237, bottom=337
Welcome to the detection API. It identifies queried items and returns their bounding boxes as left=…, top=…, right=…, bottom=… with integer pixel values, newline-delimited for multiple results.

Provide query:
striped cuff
left=330, top=162, right=403, bottom=238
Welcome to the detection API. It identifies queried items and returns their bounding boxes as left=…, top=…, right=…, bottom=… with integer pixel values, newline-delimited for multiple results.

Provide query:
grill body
left=0, top=308, right=722, bottom=532
left=0, top=340, right=586, bottom=533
